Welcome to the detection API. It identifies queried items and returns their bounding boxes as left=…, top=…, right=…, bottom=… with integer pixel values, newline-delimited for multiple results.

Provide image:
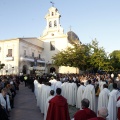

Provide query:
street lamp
left=6, top=70, right=8, bottom=75
left=12, top=67, right=14, bottom=75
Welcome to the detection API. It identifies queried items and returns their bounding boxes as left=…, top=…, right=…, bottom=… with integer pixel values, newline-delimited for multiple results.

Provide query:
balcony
left=20, top=56, right=45, bottom=63
left=5, top=55, right=14, bottom=61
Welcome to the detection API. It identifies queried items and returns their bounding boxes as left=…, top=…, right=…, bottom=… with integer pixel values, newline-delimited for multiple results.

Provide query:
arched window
left=52, top=12, right=54, bottom=16
left=49, top=21, right=52, bottom=28
left=54, top=20, right=57, bottom=27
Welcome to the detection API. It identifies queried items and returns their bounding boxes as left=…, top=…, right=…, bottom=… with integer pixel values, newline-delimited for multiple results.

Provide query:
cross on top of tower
left=50, top=1, right=54, bottom=7
left=70, top=25, right=72, bottom=31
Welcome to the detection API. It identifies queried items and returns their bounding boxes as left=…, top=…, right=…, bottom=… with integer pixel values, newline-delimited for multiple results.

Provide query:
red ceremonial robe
left=74, top=108, right=97, bottom=120
left=46, top=95, right=70, bottom=120
left=117, top=96, right=120, bottom=120
left=88, top=117, right=105, bottom=120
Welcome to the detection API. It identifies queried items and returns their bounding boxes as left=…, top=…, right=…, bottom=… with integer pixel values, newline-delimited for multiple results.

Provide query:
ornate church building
left=0, top=6, right=81, bottom=75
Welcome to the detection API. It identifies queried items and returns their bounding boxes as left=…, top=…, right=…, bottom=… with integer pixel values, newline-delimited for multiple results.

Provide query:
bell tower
left=42, top=6, right=64, bottom=36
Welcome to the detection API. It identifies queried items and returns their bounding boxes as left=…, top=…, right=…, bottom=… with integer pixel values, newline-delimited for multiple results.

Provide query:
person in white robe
left=39, top=84, right=45, bottom=111
left=54, top=79, right=62, bottom=93
left=107, top=83, right=120, bottom=120
left=82, top=80, right=96, bottom=112
left=40, top=83, right=52, bottom=114
left=44, top=90, right=54, bottom=120
left=61, top=82, right=68, bottom=99
left=34, top=80, right=38, bottom=97
left=76, top=82, right=85, bottom=109
left=49, top=77, right=57, bottom=91
left=36, top=83, right=42, bottom=107
left=68, top=82, right=77, bottom=106
left=97, top=84, right=110, bottom=111
left=99, top=79, right=106, bottom=92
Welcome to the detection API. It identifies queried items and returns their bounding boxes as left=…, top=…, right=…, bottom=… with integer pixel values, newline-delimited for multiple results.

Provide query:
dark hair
left=50, top=90, right=54, bottom=95
left=81, top=82, right=84, bottom=85
left=103, top=84, right=108, bottom=88
left=56, top=88, right=61, bottom=95
left=113, top=83, right=117, bottom=89
left=88, top=80, right=91, bottom=84
left=81, top=98, right=90, bottom=108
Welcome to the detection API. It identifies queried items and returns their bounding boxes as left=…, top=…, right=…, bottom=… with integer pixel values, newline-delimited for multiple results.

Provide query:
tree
left=52, top=39, right=112, bottom=73
left=88, top=39, right=111, bottom=72
left=52, top=43, right=90, bottom=71
left=109, top=50, right=120, bottom=71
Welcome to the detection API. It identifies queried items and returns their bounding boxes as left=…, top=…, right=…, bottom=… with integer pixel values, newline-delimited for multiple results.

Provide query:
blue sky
left=0, top=0, right=120, bottom=53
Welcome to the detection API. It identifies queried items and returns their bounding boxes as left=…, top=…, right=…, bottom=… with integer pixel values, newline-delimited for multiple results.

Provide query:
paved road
left=9, top=83, right=98, bottom=120
left=10, top=83, right=44, bottom=120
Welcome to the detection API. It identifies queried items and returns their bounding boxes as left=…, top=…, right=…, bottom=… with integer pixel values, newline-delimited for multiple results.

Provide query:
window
left=7, top=49, right=12, bottom=57
left=32, top=52, right=34, bottom=57
left=52, top=12, right=54, bottom=16
left=54, top=20, right=57, bottom=27
left=50, top=41, right=55, bottom=51
left=24, top=50, right=26, bottom=56
left=49, top=21, right=52, bottom=28
left=38, top=54, right=41, bottom=59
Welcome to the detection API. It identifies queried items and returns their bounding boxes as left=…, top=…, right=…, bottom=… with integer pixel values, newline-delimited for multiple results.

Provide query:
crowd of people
left=34, top=73, right=120, bottom=120
left=0, top=73, right=120, bottom=120
left=0, top=75, right=20, bottom=120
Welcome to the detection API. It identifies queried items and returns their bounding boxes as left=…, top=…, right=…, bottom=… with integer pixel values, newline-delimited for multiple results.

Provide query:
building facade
left=0, top=6, right=80, bottom=75
left=0, top=38, right=45, bottom=75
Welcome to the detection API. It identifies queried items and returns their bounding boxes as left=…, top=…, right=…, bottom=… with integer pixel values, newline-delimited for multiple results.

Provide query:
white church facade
left=0, top=6, right=80, bottom=75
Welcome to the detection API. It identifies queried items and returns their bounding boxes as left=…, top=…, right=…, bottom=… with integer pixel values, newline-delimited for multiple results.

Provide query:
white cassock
left=40, top=85, right=52, bottom=113
left=49, top=79, right=57, bottom=91
left=39, top=84, right=45, bottom=111
left=36, top=83, right=40, bottom=99
left=44, top=95, right=54, bottom=120
left=55, top=81, right=62, bottom=91
left=37, top=83, right=42, bottom=107
left=99, top=81, right=106, bottom=92
left=66, top=82, right=71, bottom=102
left=76, top=85, right=85, bottom=109
left=38, top=84, right=44, bottom=109
left=61, top=82, right=68, bottom=99
left=82, top=84, right=96, bottom=112
left=68, top=83, right=77, bottom=106
left=34, top=80, right=38, bottom=97
left=107, top=89, right=120, bottom=120
left=97, top=88, right=110, bottom=110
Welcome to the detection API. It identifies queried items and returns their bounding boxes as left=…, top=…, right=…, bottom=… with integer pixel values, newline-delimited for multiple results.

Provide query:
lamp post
left=6, top=70, right=8, bottom=75
left=12, top=67, right=14, bottom=75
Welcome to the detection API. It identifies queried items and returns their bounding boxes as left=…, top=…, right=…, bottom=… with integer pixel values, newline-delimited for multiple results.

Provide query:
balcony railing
left=5, top=55, right=14, bottom=61
left=20, top=56, right=45, bottom=63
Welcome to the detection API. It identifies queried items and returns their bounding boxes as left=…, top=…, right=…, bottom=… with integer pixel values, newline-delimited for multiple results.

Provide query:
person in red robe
left=88, top=107, right=108, bottom=120
left=117, top=96, right=120, bottom=120
left=73, top=98, right=96, bottom=120
left=46, top=88, right=70, bottom=120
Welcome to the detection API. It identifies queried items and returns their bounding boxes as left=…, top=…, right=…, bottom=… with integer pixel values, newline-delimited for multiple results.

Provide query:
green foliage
left=52, top=39, right=115, bottom=72
left=109, top=50, right=120, bottom=71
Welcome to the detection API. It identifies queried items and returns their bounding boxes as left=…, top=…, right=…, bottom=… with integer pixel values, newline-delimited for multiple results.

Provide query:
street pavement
left=10, top=83, right=44, bottom=120
left=9, top=83, right=98, bottom=120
